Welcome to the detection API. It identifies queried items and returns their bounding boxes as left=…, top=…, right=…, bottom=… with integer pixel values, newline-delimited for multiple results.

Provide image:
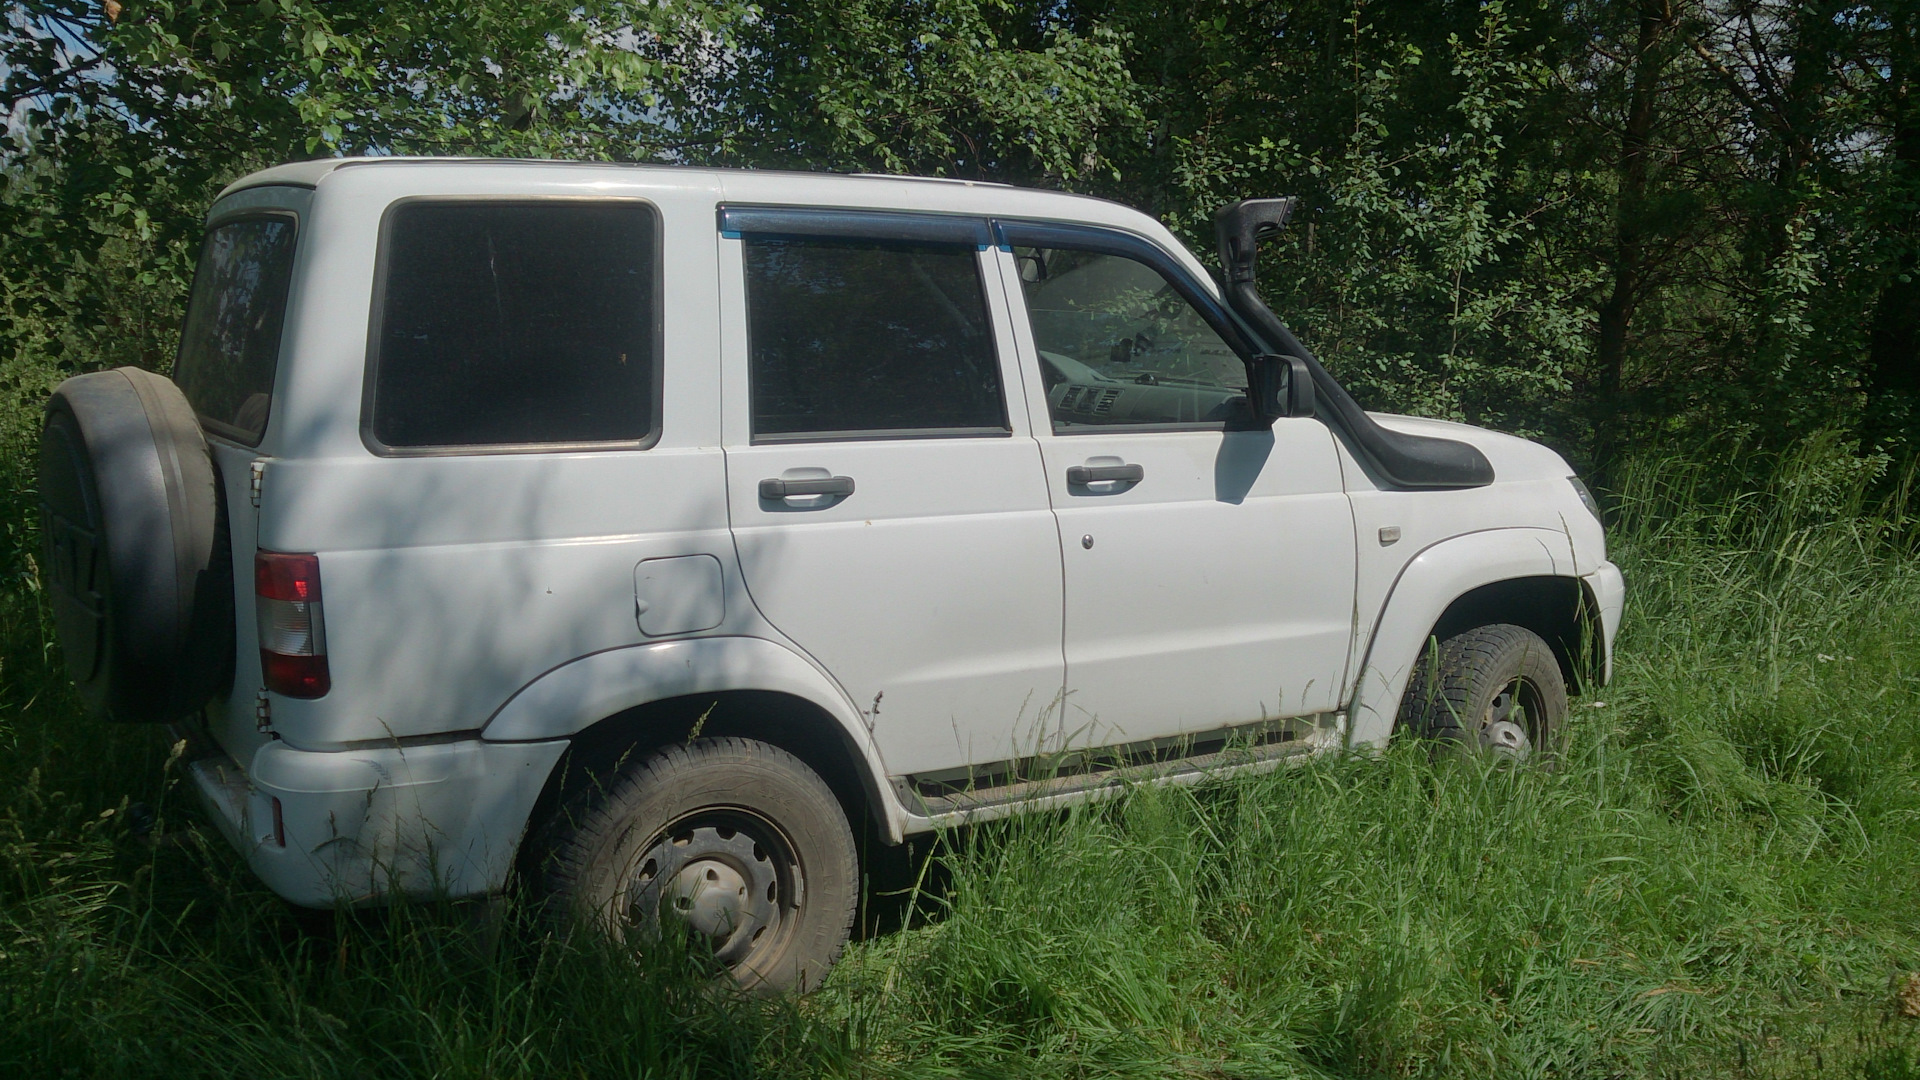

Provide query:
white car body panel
left=714, top=236, right=1067, bottom=779
left=259, top=451, right=738, bottom=746
left=1028, top=422, right=1356, bottom=737
left=248, top=167, right=741, bottom=750
left=166, top=159, right=1619, bottom=907
left=991, top=249, right=1358, bottom=738
left=195, top=736, right=568, bottom=906
left=479, top=634, right=905, bottom=840
left=200, top=186, right=313, bottom=765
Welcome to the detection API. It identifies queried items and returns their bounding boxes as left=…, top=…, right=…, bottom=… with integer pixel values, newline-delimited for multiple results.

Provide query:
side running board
left=895, top=713, right=1343, bottom=823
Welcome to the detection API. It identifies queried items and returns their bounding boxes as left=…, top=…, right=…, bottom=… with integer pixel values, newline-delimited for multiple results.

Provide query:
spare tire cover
left=38, top=367, right=233, bottom=722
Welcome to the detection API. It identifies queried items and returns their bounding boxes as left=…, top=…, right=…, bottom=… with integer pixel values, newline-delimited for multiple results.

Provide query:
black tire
left=38, top=368, right=232, bottom=723
left=1397, top=623, right=1568, bottom=763
left=539, top=737, right=858, bottom=994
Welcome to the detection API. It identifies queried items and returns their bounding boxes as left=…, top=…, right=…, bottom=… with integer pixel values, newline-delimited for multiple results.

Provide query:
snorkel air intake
left=1215, top=198, right=1494, bottom=489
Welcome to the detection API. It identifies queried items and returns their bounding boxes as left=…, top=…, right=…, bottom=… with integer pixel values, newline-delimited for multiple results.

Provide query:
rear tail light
left=256, top=551, right=329, bottom=698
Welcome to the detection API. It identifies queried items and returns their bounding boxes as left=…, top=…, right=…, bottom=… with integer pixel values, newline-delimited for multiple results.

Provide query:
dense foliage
left=5, top=0, right=1919, bottom=488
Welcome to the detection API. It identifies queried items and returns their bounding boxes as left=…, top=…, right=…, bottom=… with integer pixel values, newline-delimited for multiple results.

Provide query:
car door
left=171, top=199, right=305, bottom=761
left=995, top=220, right=1357, bottom=747
left=718, top=207, right=1065, bottom=781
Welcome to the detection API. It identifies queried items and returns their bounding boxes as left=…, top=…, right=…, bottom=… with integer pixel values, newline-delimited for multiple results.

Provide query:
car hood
left=1368, top=413, right=1574, bottom=484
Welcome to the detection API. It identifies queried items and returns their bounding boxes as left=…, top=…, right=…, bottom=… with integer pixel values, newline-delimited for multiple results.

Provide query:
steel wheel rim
left=617, top=808, right=804, bottom=975
left=1477, top=674, right=1548, bottom=761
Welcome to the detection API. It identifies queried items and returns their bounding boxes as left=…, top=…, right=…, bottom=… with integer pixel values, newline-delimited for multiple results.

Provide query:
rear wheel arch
left=516, top=689, right=893, bottom=882
left=536, top=734, right=860, bottom=993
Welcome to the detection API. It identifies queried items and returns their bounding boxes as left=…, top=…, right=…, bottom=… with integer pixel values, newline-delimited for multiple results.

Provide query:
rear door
left=718, top=208, right=1064, bottom=780
left=172, top=192, right=307, bottom=759
left=996, top=221, right=1357, bottom=746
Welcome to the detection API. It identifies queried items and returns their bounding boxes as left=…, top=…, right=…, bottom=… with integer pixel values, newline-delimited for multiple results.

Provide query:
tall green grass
left=4, top=433, right=1920, bottom=1077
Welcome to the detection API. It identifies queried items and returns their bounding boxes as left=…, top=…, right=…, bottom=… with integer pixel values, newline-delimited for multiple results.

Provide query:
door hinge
left=249, top=460, right=267, bottom=508
left=254, top=689, right=274, bottom=735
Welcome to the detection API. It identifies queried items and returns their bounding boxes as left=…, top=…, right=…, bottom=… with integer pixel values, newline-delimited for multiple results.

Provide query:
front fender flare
left=1348, top=528, right=1576, bottom=750
left=479, top=635, right=905, bottom=841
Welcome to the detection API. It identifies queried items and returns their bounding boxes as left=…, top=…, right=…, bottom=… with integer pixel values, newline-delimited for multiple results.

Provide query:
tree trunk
left=1767, top=0, right=1835, bottom=249
left=1865, top=6, right=1920, bottom=449
left=1592, top=1, right=1671, bottom=478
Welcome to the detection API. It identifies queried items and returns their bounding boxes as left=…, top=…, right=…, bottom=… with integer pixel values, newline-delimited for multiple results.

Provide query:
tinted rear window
left=369, top=201, right=658, bottom=450
left=744, top=237, right=1006, bottom=439
left=174, top=216, right=298, bottom=445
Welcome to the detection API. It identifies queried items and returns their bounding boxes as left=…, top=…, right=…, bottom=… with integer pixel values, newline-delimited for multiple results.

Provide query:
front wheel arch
left=1426, top=575, right=1604, bottom=697
left=1346, top=528, right=1599, bottom=750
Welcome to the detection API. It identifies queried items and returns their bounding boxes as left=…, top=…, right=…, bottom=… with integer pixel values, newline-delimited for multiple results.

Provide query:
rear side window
left=744, top=237, right=1007, bottom=440
left=368, top=201, right=658, bottom=450
left=174, top=216, right=298, bottom=445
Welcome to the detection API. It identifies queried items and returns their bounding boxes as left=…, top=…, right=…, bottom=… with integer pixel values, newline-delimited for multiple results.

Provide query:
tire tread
left=534, top=736, right=858, bottom=993
left=1397, top=622, right=1568, bottom=753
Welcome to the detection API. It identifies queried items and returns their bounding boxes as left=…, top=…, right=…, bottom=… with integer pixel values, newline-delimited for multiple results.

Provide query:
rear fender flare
left=1348, top=528, right=1576, bottom=749
left=479, top=636, right=904, bottom=841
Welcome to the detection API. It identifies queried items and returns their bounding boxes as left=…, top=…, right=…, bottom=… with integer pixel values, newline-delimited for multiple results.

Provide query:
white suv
left=38, top=159, right=1622, bottom=991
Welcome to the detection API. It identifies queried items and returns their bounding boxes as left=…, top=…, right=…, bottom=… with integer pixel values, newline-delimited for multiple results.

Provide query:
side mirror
left=1247, top=354, right=1315, bottom=425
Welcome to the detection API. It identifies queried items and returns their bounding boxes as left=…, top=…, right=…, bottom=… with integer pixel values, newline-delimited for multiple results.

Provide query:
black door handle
left=1066, top=463, right=1144, bottom=485
left=760, top=475, right=855, bottom=499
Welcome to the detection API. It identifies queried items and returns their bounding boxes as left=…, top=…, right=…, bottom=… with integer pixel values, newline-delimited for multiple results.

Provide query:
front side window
left=744, top=237, right=1008, bottom=440
left=174, top=216, right=298, bottom=445
left=1013, top=246, right=1248, bottom=430
left=369, top=201, right=657, bottom=450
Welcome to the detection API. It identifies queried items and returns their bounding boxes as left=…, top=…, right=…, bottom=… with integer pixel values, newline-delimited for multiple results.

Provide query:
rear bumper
left=186, top=736, right=568, bottom=908
left=1583, top=560, right=1625, bottom=685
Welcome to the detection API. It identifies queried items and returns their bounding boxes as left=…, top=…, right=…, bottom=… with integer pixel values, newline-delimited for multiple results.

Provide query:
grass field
left=5, top=433, right=1920, bottom=1078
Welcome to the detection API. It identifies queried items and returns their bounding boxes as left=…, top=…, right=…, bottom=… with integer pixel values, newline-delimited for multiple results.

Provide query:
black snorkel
left=1215, top=198, right=1494, bottom=489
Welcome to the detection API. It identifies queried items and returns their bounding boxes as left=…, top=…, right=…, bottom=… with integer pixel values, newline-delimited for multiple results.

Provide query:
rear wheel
left=537, top=737, right=858, bottom=994
left=1397, top=623, right=1567, bottom=763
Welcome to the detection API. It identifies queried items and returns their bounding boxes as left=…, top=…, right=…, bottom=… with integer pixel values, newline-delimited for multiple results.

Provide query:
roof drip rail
left=1213, top=198, right=1494, bottom=490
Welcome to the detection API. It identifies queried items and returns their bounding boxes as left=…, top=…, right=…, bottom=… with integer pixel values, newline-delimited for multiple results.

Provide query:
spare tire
left=38, top=367, right=233, bottom=723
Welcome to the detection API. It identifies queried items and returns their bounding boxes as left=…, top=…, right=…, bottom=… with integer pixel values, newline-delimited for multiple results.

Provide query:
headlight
left=1568, top=475, right=1601, bottom=522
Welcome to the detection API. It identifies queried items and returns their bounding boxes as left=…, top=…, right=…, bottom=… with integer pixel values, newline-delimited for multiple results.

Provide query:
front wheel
left=1397, top=623, right=1568, bottom=763
left=537, top=737, right=858, bottom=994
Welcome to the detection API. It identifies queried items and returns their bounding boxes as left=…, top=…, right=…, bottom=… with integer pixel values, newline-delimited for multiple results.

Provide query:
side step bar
left=894, top=713, right=1344, bottom=826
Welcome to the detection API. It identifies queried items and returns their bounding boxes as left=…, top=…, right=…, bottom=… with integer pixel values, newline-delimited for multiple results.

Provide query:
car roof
left=225, top=157, right=1077, bottom=205
left=214, top=157, right=1218, bottom=300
